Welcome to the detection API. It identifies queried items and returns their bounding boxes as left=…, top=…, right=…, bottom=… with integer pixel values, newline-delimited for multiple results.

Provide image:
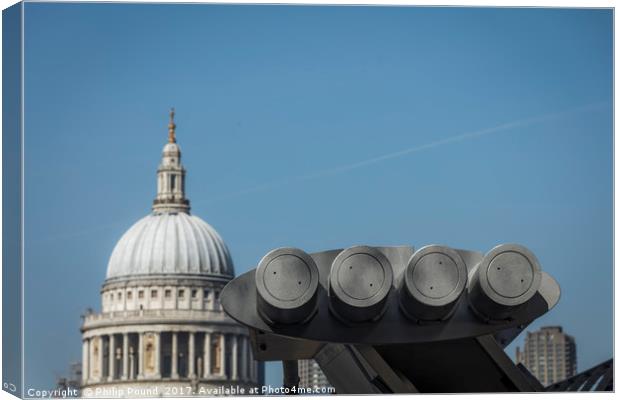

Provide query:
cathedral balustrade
left=82, top=309, right=231, bottom=329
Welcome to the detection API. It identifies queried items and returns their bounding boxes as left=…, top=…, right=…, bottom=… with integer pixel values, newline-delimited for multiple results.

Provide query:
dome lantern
left=153, top=108, right=190, bottom=214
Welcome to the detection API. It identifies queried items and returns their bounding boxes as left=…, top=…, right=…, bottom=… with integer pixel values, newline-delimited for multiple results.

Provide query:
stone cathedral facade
left=80, top=111, right=263, bottom=396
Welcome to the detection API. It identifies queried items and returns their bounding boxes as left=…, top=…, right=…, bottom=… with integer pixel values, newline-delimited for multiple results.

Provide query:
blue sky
left=22, top=3, right=612, bottom=390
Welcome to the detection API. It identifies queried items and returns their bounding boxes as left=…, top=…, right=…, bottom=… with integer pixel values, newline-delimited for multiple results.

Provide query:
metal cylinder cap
left=477, top=244, right=542, bottom=307
left=329, top=246, right=393, bottom=322
left=255, top=247, right=320, bottom=324
left=399, top=245, right=467, bottom=321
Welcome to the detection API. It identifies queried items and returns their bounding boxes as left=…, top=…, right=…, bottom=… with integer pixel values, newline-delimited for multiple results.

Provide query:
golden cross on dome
left=168, top=107, right=176, bottom=143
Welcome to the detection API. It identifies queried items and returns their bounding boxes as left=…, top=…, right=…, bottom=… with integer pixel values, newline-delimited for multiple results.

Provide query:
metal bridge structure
left=546, top=359, right=613, bottom=392
left=220, top=243, right=575, bottom=393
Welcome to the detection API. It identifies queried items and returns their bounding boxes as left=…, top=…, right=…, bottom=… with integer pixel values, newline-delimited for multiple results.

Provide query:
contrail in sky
left=201, top=101, right=607, bottom=205
left=34, top=101, right=607, bottom=243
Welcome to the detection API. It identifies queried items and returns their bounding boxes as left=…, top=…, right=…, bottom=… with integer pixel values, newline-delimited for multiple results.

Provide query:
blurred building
left=298, top=359, right=332, bottom=389
left=80, top=111, right=263, bottom=396
left=55, top=362, right=82, bottom=396
left=516, top=326, right=577, bottom=386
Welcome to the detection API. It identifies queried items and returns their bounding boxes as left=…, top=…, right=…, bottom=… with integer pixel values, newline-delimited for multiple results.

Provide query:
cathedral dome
left=105, top=212, right=234, bottom=280
left=105, top=108, right=234, bottom=282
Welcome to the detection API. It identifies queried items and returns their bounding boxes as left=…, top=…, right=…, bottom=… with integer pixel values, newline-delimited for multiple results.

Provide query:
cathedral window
left=179, top=289, right=185, bottom=298
left=165, top=289, right=171, bottom=298
left=127, top=291, right=132, bottom=300
left=213, top=291, right=221, bottom=310
left=171, top=175, right=176, bottom=191
left=117, top=292, right=122, bottom=300
left=151, top=289, right=158, bottom=298
left=191, top=289, right=197, bottom=299
left=138, top=290, right=144, bottom=299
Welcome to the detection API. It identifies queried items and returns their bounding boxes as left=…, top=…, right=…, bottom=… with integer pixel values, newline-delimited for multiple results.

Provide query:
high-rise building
left=80, top=110, right=263, bottom=396
left=516, top=326, right=577, bottom=386
left=298, top=359, right=332, bottom=389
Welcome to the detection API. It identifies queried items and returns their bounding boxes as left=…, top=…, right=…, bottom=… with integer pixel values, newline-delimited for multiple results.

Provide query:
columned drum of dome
left=80, top=110, right=263, bottom=397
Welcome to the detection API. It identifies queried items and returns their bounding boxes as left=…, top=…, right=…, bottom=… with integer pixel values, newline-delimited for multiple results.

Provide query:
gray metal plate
left=405, top=245, right=467, bottom=306
left=478, top=244, right=543, bottom=306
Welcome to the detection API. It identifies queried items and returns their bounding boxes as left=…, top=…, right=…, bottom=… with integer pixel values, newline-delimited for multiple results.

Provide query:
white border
left=0, top=2, right=615, bottom=400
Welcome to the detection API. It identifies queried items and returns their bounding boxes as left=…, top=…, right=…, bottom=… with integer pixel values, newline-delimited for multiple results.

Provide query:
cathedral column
left=188, top=332, right=195, bottom=378
left=89, top=338, right=95, bottom=381
left=231, top=335, right=238, bottom=380
left=122, top=333, right=129, bottom=380
left=155, top=332, right=161, bottom=378
left=138, top=332, right=144, bottom=379
left=97, top=336, right=104, bottom=382
left=108, top=334, right=115, bottom=381
left=203, top=332, right=211, bottom=378
left=82, top=339, right=89, bottom=384
left=220, top=334, right=227, bottom=378
left=246, top=336, right=251, bottom=381
left=171, top=332, right=179, bottom=379
left=240, top=336, right=247, bottom=381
